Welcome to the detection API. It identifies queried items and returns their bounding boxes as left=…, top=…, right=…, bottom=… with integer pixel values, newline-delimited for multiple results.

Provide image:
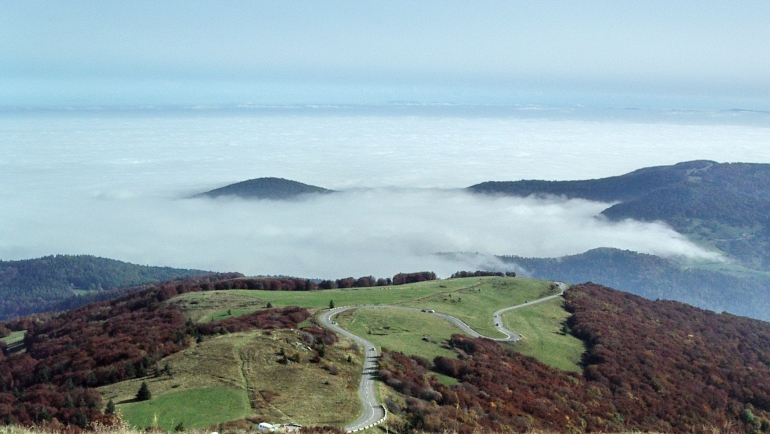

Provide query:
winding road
left=317, top=282, right=567, bottom=432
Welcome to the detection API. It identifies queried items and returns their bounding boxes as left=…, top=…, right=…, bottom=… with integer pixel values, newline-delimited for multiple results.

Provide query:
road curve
left=318, top=308, right=385, bottom=432
left=317, top=282, right=568, bottom=432
left=492, top=282, right=567, bottom=340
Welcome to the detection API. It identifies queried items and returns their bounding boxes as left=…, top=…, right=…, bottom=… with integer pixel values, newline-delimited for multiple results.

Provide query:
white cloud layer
left=0, top=189, right=720, bottom=279
left=0, top=109, right=759, bottom=279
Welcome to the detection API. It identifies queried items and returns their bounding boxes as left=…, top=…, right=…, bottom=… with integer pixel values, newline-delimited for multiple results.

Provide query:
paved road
left=317, top=282, right=568, bottom=432
left=491, top=282, right=567, bottom=340
left=318, top=308, right=386, bottom=432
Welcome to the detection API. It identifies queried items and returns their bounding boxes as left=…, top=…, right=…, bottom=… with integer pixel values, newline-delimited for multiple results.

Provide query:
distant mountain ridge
left=469, top=160, right=770, bottom=270
left=195, top=177, right=334, bottom=200
left=500, top=248, right=770, bottom=321
left=0, top=255, right=210, bottom=320
left=465, top=161, right=770, bottom=322
left=469, top=159, right=713, bottom=202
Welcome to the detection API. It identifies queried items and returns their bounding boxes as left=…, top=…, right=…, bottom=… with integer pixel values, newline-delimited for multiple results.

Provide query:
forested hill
left=382, top=283, right=770, bottom=433
left=501, top=248, right=770, bottom=321
left=469, top=159, right=713, bottom=202
left=469, top=161, right=770, bottom=269
left=0, top=255, right=210, bottom=320
left=195, top=177, right=334, bottom=200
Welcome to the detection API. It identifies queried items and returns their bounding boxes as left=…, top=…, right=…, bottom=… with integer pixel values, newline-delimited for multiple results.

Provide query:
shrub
left=135, top=382, right=151, bottom=401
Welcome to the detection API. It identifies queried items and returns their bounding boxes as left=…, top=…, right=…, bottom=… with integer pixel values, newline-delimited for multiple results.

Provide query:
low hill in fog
left=195, top=177, right=334, bottom=200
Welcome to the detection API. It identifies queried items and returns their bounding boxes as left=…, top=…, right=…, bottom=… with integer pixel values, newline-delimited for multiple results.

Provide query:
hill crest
left=195, top=177, right=334, bottom=200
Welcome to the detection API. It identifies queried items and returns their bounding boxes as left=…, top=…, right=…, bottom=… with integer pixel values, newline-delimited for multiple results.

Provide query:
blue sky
left=2, top=1, right=769, bottom=109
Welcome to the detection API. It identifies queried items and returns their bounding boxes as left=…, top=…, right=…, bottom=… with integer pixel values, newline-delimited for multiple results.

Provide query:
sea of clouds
left=1, top=106, right=769, bottom=278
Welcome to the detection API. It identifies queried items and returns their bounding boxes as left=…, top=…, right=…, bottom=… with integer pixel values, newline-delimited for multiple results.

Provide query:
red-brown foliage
left=392, top=271, right=437, bottom=285
left=0, top=273, right=312, bottom=429
left=298, top=426, right=346, bottom=434
left=195, top=307, right=309, bottom=335
left=381, top=283, right=770, bottom=433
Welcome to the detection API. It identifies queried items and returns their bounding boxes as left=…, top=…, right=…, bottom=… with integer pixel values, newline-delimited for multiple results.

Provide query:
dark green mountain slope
left=468, top=160, right=709, bottom=201
left=195, top=177, right=334, bottom=200
left=500, top=248, right=770, bottom=321
left=0, top=255, right=210, bottom=320
left=470, top=161, right=770, bottom=269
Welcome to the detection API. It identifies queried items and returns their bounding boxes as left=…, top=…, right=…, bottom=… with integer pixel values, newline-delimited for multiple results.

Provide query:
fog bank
left=0, top=189, right=719, bottom=278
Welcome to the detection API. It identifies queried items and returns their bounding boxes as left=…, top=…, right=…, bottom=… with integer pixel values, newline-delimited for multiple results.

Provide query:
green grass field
left=174, top=276, right=559, bottom=338
left=336, top=308, right=459, bottom=360
left=502, top=297, right=585, bottom=372
left=100, top=330, right=361, bottom=429
left=395, top=277, right=557, bottom=337
left=168, top=276, right=581, bottom=372
left=119, top=387, right=251, bottom=431
left=202, top=308, right=261, bottom=323
left=0, top=330, right=25, bottom=345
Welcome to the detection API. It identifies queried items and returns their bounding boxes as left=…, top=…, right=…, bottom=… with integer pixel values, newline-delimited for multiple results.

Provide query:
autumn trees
left=379, top=283, right=770, bottom=433
left=0, top=274, right=311, bottom=428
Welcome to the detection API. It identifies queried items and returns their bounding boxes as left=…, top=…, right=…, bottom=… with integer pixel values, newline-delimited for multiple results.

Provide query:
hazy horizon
left=2, top=2, right=769, bottom=110
left=3, top=2, right=770, bottom=277
left=2, top=107, right=768, bottom=277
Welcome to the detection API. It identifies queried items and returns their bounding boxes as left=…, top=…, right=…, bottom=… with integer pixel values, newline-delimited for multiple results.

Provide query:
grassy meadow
left=0, top=330, right=25, bottom=345
left=119, top=387, right=250, bottom=431
left=503, top=297, right=585, bottom=372
left=172, top=276, right=559, bottom=338
left=98, top=330, right=362, bottom=430
left=335, top=308, right=459, bottom=360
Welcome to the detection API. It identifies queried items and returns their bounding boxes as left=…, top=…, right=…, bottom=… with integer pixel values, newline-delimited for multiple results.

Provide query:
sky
left=2, top=1, right=770, bottom=109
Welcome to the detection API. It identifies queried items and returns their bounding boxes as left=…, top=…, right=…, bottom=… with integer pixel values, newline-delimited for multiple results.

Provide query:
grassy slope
left=177, top=276, right=559, bottom=338
left=335, top=308, right=458, bottom=360
left=169, top=276, right=578, bottom=369
left=99, top=330, right=361, bottom=429
left=502, top=297, right=584, bottom=372
left=119, top=387, right=250, bottom=431
left=166, top=291, right=267, bottom=323
left=141, top=277, right=583, bottom=429
left=0, top=330, right=25, bottom=345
